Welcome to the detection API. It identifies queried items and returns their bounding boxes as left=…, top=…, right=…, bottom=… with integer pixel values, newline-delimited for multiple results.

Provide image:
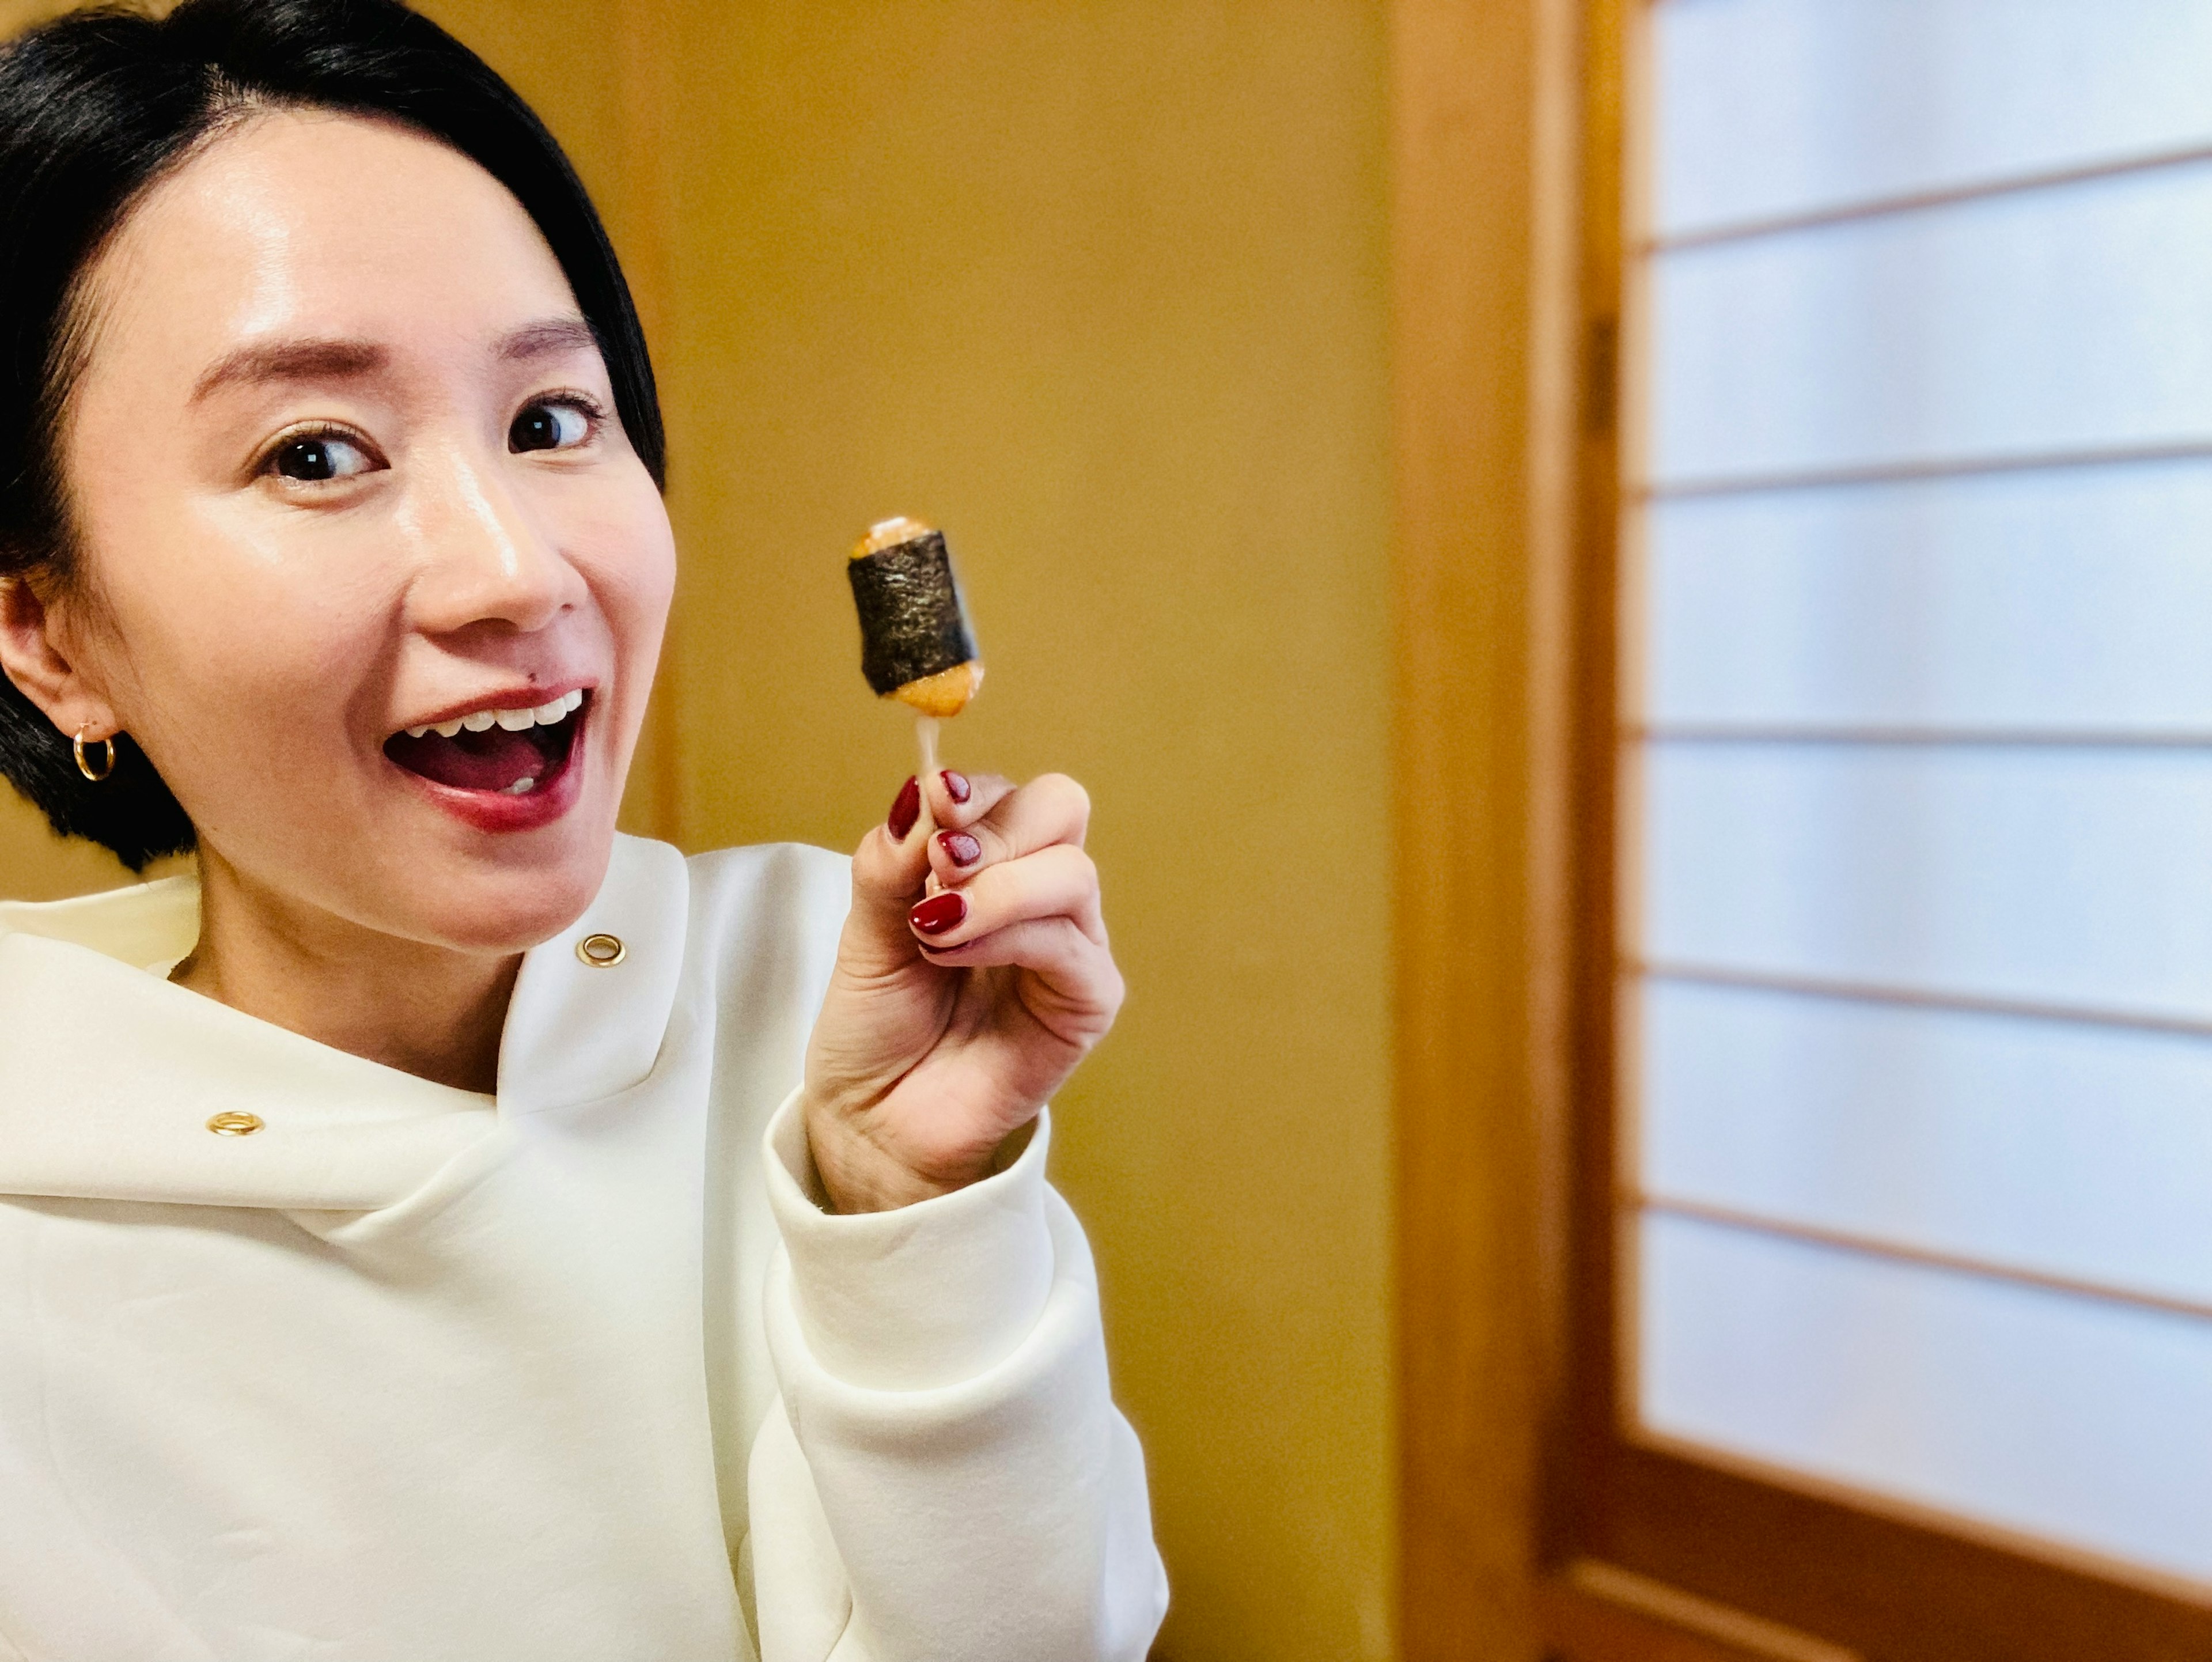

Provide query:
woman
left=0, top=2, right=1165, bottom=1657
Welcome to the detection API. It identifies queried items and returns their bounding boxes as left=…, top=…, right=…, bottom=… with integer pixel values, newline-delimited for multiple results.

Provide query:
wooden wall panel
left=1392, top=0, right=1585, bottom=1654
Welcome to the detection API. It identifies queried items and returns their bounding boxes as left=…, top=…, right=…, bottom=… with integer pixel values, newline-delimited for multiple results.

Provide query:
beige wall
left=630, top=10, right=1397, bottom=1658
left=0, top=794, right=157, bottom=900
left=3, top=5, right=1399, bottom=1657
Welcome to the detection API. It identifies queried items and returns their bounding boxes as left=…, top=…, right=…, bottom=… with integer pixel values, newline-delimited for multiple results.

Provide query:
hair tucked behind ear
left=0, top=0, right=663, bottom=871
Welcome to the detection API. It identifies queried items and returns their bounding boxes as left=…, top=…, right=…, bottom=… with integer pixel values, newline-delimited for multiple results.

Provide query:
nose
left=402, top=440, right=588, bottom=638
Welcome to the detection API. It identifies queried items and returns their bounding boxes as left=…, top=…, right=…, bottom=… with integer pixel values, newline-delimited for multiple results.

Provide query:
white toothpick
left=914, top=715, right=941, bottom=841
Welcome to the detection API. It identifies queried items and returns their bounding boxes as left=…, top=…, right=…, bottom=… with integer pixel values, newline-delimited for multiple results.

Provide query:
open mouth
left=383, top=688, right=588, bottom=798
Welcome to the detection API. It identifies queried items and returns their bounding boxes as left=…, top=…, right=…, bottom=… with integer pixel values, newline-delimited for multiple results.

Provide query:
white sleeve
left=747, top=1095, right=1169, bottom=1662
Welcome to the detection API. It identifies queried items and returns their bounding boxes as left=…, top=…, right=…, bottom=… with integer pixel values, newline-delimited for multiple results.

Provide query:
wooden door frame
left=1390, top=0, right=1593, bottom=1651
left=1393, top=2, right=1796, bottom=1656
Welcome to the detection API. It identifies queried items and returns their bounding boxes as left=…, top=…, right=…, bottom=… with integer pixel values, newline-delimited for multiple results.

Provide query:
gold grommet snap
left=206, top=1111, right=264, bottom=1137
left=577, top=932, right=626, bottom=968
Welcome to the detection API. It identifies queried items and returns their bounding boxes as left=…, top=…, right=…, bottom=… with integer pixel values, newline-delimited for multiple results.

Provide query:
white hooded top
left=0, top=834, right=1167, bottom=1662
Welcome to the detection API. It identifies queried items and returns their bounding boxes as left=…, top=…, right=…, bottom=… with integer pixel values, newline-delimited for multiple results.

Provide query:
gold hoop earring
left=73, top=729, right=115, bottom=783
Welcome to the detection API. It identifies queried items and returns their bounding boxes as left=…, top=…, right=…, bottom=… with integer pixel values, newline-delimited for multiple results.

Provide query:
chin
left=402, top=827, right=616, bottom=956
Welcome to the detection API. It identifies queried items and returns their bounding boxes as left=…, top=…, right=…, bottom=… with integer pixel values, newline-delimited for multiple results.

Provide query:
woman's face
left=49, top=109, right=672, bottom=952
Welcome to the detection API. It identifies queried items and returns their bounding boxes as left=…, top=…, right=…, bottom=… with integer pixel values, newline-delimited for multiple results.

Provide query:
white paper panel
left=1639, top=1212, right=2212, bottom=1585
left=1643, top=744, right=2212, bottom=1019
left=1646, top=460, right=2212, bottom=731
left=1649, top=161, right=2212, bottom=486
left=1641, top=978, right=2212, bottom=1305
left=1654, top=0, right=2212, bottom=237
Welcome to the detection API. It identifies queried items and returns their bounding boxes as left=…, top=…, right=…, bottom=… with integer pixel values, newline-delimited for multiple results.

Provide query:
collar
left=497, top=834, right=690, bottom=1112
left=0, top=835, right=690, bottom=1210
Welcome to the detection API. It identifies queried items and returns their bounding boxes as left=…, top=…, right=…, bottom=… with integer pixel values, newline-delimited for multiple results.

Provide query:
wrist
left=801, top=1098, right=993, bottom=1214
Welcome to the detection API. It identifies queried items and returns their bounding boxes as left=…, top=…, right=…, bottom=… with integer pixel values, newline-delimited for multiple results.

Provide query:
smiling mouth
left=383, top=688, right=588, bottom=796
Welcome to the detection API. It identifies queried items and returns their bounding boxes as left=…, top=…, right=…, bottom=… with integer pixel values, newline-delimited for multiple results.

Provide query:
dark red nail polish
left=887, top=777, right=921, bottom=841
left=941, top=770, right=971, bottom=805
left=938, top=830, right=982, bottom=868
left=910, top=892, right=967, bottom=935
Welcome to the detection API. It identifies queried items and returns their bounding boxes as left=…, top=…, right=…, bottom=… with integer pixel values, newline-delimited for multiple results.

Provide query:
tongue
left=387, top=725, right=548, bottom=793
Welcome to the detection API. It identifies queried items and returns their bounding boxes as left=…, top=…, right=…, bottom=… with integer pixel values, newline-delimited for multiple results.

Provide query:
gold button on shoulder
left=576, top=932, right=626, bottom=968
left=206, top=1111, right=264, bottom=1137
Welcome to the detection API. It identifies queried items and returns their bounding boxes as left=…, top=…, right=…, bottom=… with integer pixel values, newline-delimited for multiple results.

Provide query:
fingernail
left=938, top=830, right=982, bottom=868
left=910, top=892, right=967, bottom=935
left=941, top=769, right=971, bottom=805
left=887, top=777, right=921, bottom=841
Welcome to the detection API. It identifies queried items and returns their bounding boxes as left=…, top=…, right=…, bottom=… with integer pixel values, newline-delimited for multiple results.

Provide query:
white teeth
left=404, top=690, right=586, bottom=743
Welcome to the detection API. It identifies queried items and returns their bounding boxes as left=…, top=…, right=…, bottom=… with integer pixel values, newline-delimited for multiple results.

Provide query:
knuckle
left=1032, top=772, right=1092, bottom=822
left=1049, top=842, right=1099, bottom=888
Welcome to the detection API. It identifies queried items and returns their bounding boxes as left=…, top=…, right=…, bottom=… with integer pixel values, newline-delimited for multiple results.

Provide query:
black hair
left=0, top=0, right=662, bottom=869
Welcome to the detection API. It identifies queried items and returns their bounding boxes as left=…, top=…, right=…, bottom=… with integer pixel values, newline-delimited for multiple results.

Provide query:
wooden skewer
left=914, top=714, right=941, bottom=842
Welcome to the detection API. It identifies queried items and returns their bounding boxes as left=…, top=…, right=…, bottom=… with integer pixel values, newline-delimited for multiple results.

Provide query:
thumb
left=842, top=775, right=934, bottom=973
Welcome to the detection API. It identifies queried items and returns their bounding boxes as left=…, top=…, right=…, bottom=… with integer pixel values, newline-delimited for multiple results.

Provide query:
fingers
left=925, top=771, right=1090, bottom=888
left=922, top=917, right=1124, bottom=1020
left=845, top=765, right=1101, bottom=976
left=923, top=766, right=1017, bottom=832
left=909, top=841, right=1106, bottom=949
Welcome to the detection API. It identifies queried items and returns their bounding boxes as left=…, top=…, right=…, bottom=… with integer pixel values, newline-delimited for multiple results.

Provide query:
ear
left=0, top=573, right=118, bottom=742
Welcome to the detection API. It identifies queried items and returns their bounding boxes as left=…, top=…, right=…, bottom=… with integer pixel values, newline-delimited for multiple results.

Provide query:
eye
left=267, top=430, right=378, bottom=483
left=509, top=398, right=596, bottom=454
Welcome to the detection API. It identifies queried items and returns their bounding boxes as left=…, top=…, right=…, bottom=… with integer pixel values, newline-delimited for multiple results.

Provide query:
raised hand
left=799, top=767, right=1123, bottom=1213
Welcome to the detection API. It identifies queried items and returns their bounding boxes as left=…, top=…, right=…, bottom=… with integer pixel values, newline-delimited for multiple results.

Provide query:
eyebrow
left=188, top=317, right=600, bottom=403
left=190, top=338, right=386, bottom=403
left=495, top=317, right=600, bottom=362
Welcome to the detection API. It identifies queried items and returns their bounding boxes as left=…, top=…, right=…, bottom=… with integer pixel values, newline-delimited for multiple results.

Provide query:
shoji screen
left=1626, top=0, right=2212, bottom=1593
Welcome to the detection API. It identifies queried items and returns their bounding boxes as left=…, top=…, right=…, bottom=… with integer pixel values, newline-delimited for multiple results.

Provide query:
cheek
left=570, top=481, right=676, bottom=671
left=85, top=501, right=397, bottom=771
